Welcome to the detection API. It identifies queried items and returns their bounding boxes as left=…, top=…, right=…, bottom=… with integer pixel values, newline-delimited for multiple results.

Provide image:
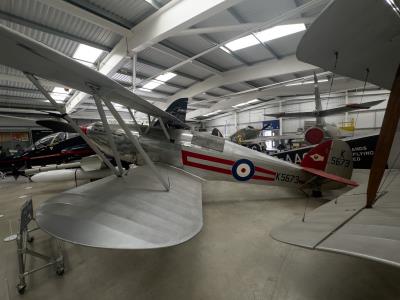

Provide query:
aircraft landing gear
left=3, top=199, right=65, bottom=294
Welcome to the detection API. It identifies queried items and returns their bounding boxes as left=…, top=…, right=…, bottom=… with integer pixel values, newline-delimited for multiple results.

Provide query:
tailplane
left=301, top=139, right=358, bottom=187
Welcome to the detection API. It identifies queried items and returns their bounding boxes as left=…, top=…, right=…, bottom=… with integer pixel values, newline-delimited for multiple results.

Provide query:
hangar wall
left=204, top=90, right=389, bottom=137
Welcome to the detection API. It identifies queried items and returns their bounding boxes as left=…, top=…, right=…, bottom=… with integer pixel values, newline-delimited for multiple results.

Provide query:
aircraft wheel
left=17, top=283, right=26, bottom=294
left=56, top=266, right=65, bottom=276
left=27, top=236, right=34, bottom=243
left=312, top=190, right=322, bottom=198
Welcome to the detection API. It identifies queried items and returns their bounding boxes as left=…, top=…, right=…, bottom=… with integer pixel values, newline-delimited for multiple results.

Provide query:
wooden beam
left=366, top=64, right=400, bottom=208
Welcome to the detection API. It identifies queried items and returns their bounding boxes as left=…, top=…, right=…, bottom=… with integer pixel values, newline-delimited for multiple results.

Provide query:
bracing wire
left=352, top=68, right=370, bottom=136
left=325, top=51, right=339, bottom=111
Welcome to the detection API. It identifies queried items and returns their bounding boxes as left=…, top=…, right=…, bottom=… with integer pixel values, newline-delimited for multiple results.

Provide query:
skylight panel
left=156, top=72, right=176, bottom=82
left=254, top=23, right=306, bottom=43
left=141, top=72, right=177, bottom=91
left=142, top=80, right=162, bottom=90
left=224, top=35, right=259, bottom=51
left=51, top=87, right=69, bottom=102
left=222, top=23, right=306, bottom=52
left=73, top=44, right=103, bottom=64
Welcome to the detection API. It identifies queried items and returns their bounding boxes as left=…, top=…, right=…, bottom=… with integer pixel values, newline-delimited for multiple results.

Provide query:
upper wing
left=319, top=99, right=386, bottom=117
left=36, top=164, right=203, bottom=249
left=264, top=111, right=316, bottom=118
left=296, top=0, right=400, bottom=90
left=271, top=170, right=400, bottom=267
left=0, top=25, right=184, bottom=126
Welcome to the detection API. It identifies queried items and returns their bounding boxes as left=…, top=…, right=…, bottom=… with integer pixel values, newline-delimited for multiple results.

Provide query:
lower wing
left=36, top=164, right=203, bottom=249
left=271, top=170, right=400, bottom=267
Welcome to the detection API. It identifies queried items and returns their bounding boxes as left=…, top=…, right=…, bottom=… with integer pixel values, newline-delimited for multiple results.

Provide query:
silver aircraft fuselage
left=86, top=122, right=312, bottom=188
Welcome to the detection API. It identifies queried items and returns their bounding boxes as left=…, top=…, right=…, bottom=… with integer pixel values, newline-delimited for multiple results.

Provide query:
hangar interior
left=0, top=0, right=399, bottom=299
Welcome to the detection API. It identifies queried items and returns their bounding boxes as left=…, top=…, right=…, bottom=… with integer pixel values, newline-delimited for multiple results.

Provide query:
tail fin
left=301, top=139, right=358, bottom=187
left=155, top=98, right=188, bottom=128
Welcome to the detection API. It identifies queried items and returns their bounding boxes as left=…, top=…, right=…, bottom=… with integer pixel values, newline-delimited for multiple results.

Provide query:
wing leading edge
left=36, top=164, right=203, bottom=249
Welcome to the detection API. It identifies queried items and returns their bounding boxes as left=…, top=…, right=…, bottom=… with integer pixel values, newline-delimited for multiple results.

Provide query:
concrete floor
left=1, top=171, right=400, bottom=299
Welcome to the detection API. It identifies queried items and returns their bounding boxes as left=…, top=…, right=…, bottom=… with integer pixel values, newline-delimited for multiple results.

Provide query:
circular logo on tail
left=232, top=159, right=255, bottom=181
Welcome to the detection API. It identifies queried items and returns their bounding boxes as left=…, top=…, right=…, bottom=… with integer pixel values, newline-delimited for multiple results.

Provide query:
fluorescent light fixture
left=73, top=44, right=103, bottom=64
left=203, top=110, right=222, bottom=117
left=232, top=99, right=261, bottom=108
left=285, top=78, right=328, bottom=87
left=385, top=0, right=400, bottom=14
left=141, top=72, right=177, bottom=91
left=223, top=23, right=306, bottom=52
left=51, top=87, right=69, bottom=102
left=232, top=102, right=249, bottom=108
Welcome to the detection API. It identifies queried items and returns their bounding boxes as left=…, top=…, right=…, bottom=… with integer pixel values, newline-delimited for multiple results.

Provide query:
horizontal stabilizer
left=302, top=167, right=358, bottom=187
left=264, top=111, right=316, bottom=118
left=36, top=164, right=203, bottom=249
left=319, top=99, right=386, bottom=117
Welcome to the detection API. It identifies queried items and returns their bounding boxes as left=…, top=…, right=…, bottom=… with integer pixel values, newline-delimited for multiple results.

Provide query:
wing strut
left=128, top=108, right=142, bottom=134
left=93, top=95, right=124, bottom=176
left=159, top=118, right=171, bottom=141
left=24, top=73, right=119, bottom=177
left=103, top=99, right=170, bottom=191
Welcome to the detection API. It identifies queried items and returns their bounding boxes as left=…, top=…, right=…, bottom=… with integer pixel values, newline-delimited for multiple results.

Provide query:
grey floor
left=1, top=171, right=400, bottom=299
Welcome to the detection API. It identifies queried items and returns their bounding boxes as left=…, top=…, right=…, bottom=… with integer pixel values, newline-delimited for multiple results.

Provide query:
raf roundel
left=232, top=159, right=255, bottom=181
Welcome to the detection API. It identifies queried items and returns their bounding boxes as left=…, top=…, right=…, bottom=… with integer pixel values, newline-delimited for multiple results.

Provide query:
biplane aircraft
left=0, top=23, right=358, bottom=250
left=271, top=0, right=400, bottom=267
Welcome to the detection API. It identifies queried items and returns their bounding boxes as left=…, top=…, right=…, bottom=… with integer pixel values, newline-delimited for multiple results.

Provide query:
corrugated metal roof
left=165, top=35, right=214, bottom=56
left=267, top=31, right=305, bottom=57
left=82, top=0, right=159, bottom=25
left=201, top=48, right=244, bottom=70
left=231, top=44, right=275, bottom=64
left=0, top=0, right=120, bottom=48
left=231, top=0, right=297, bottom=23
left=138, top=47, right=181, bottom=68
left=0, top=20, right=79, bottom=56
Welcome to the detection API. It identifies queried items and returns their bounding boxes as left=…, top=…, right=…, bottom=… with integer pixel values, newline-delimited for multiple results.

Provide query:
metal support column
left=132, top=53, right=137, bottom=92
left=103, top=100, right=170, bottom=191
left=93, top=95, right=124, bottom=176
left=159, top=118, right=171, bottom=141
left=24, top=73, right=118, bottom=176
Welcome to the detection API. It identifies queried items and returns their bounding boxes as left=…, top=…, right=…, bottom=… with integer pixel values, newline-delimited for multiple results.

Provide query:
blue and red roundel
left=232, top=159, right=255, bottom=181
